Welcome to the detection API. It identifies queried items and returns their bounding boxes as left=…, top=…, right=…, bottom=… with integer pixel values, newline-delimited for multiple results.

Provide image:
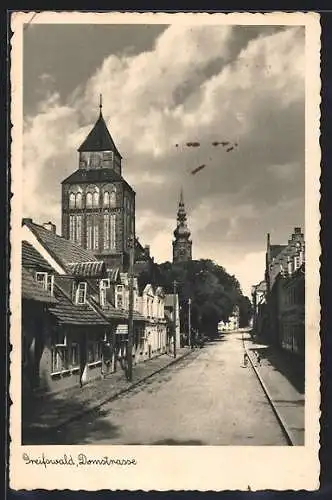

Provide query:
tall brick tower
left=61, top=96, right=135, bottom=271
left=172, top=188, right=192, bottom=263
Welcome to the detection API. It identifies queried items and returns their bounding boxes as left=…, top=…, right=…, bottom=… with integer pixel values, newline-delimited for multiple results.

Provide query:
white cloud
left=22, top=24, right=305, bottom=294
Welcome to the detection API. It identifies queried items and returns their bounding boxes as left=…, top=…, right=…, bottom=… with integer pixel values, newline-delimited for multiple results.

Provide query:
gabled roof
left=23, top=220, right=98, bottom=273
left=48, top=282, right=108, bottom=326
left=22, top=240, right=53, bottom=271
left=61, top=168, right=135, bottom=194
left=22, top=267, right=58, bottom=304
left=270, top=244, right=287, bottom=260
left=66, top=261, right=106, bottom=278
left=78, top=112, right=122, bottom=158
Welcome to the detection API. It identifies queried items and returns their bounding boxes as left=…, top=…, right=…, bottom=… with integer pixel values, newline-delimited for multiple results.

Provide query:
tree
left=138, top=259, right=247, bottom=338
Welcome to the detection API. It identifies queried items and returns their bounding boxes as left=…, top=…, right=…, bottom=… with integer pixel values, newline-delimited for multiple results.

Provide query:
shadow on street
left=248, top=345, right=305, bottom=395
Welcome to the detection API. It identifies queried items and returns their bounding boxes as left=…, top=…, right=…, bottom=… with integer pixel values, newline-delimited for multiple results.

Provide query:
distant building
left=218, top=306, right=240, bottom=332
left=172, top=188, right=192, bottom=263
left=253, top=227, right=305, bottom=357
left=251, top=280, right=268, bottom=339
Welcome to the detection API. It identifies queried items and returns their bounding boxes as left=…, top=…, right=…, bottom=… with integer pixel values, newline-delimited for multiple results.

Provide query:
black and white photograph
left=10, top=11, right=320, bottom=491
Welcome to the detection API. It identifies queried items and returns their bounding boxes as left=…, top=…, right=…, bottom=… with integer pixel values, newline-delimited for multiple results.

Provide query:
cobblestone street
left=50, top=332, right=291, bottom=445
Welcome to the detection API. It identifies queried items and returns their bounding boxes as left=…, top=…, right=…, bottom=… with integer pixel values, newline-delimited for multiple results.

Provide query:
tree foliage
left=137, top=259, right=252, bottom=336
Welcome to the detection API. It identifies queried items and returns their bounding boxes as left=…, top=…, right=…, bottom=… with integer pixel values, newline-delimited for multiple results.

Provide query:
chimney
left=144, top=245, right=150, bottom=257
left=22, top=218, right=33, bottom=225
left=43, top=221, right=56, bottom=234
left=294, top=227, right=302, bottom=234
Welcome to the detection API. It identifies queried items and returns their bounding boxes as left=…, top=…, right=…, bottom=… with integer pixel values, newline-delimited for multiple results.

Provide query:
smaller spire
left=180, top=186, right=184, bottom=205
left=99, top=94, right=103, bottom=116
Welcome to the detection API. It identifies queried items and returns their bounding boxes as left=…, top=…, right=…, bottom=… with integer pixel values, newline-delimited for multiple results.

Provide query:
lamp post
left=127, top=234, right=135, bottom=382
left=188, top=298, right=192, bottom=348
left=173, top=280, right=177, bottom=358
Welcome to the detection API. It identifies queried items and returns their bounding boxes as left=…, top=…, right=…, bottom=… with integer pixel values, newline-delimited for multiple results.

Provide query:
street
left=52, top=331, right=288, bottom=445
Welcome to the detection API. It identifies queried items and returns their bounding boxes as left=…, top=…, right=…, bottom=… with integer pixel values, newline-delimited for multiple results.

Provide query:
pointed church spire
left=173, top=188, right=192, bottom=263
left=180, top=186, right=184, bottom=205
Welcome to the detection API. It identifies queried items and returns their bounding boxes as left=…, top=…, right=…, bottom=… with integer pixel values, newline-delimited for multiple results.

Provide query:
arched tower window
left=69, top=193, right=75, bottom=208
left=103, top=191, right=110, bottom=208
left=110, top=190, right=116, bottom=208
left=93, top=191, right=99, bottom=208
left=76, top=192, right=82, bottom=209
left=86, top=192, right=93, bottom=208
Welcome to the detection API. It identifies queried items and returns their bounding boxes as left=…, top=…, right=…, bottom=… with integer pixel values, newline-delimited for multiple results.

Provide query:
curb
left=243, top=341, right=295, bottom=446
left=25, top=349, right=193, bottom=437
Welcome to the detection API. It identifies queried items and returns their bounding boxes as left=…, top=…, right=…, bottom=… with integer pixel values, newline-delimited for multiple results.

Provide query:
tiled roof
left=24, top=220, right=99, bottom=272
left=48, top=283, right=108, bottom=326
left=270, top=244, right=287, bottom=260
left=61, top=168, right=135, bottom=194
left=67, top=261, right=106, bottom=278
left=22, top=267, right=58, bottom=304
left=22, top=241, right=54, bottom=271
left=77, top=112, right=122, bottom=157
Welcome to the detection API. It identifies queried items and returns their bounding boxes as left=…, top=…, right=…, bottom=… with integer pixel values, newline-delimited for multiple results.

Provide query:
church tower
left=172, top=188, right=192, bottom=263
left=61, top=96, right=135, bottom=271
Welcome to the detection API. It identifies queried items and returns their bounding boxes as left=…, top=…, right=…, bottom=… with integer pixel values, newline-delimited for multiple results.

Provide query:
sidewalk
left=244, top=335, right=305, bottom=445
left=23, top=347, right=191, bottom=442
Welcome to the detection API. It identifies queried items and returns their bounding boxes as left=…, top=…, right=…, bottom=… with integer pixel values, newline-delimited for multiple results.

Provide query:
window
left=103, top=191, right=110, bottom=208
left=103, top=151, right=113, bottom=162
left=51, top=347, right=68, bottom=373
left=110, top=213, right=116, bottom=249
left=76, top=215, right=82, bottom=244
left=86, top=192, right=93, bottom=208
left=116, top=285, right=123, bottom=309
left=76, top=282, right=87, bottom=305
left=103, top=213, right=116, bottom=250
left=69, top=193, right=76, bottom=208
left=99, top=279, right=110, bottom=307
left=87, top=341, right=102, bottom=364
left=35, top=272, right=54, bottom=296
left=110, top=191, right=116, bottom=207
left=87, top=215, right=93, bottom=249
left=93, top=191, right=99, bottom=208
left=104, top=213, right=110, bottom=249
left=70, top=342, right=79, bottom=367
left=93, top=220, right=99, bottom=250
left=76, top=192, right=82, bottom=209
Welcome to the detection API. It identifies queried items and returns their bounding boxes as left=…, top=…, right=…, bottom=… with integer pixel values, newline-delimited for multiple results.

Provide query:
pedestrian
left=256, top=352, right=261, bottom=366
left=243, top=352, right=248, bottom=368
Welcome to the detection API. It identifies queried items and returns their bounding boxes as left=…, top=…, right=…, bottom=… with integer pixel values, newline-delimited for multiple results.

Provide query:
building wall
left=62, top=181, right=135, bottom=273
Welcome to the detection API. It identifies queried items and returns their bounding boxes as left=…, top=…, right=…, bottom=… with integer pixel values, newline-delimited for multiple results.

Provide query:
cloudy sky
left=23, top=22, right=305, bottom=296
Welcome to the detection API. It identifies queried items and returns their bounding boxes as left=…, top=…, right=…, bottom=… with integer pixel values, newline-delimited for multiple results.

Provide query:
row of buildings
left=21, top=99, right=182, bottom=398
left=251, top=227, right=305, bottom=358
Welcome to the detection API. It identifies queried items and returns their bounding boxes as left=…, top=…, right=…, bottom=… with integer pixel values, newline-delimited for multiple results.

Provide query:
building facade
left=252, top=227, right=305, bottom=356
left=172, top=189, right=192, bottom=263
left=61, top=99, right=135, bottom=272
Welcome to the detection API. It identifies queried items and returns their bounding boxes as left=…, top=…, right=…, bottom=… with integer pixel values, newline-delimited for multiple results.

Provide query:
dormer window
left=99, top=279, right=110, bottom=307
left=35, top=272, right=54, bottom=296
left=75, top=282, right=87, bottom=305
